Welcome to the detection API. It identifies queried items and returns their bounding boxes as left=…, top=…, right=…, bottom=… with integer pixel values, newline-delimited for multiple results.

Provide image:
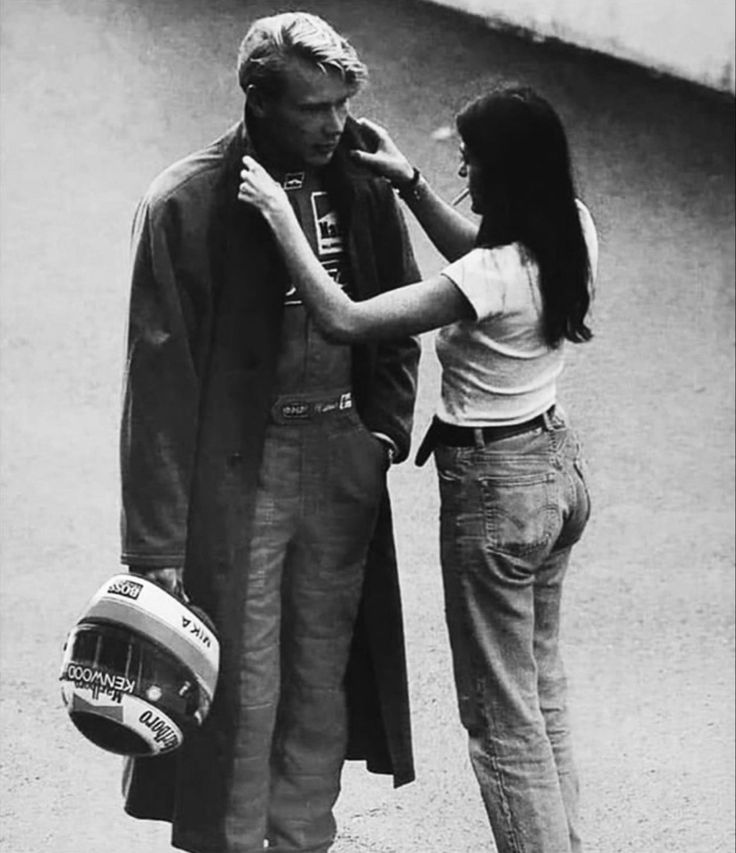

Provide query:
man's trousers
left=224, top=408, right=387, bottom=853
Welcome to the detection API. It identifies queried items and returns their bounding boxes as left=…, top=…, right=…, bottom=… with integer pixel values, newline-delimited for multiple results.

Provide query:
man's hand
left=371, top=432, right=397, bottom=470
left=349, top=118, right=414, bottom=186
left=238, top=156, right=291, bottom=220
left=130, top=566, right=188, bottom=601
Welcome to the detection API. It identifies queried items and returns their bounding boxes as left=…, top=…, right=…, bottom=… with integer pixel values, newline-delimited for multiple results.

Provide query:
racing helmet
left=60, top=573, right=220, bottom=757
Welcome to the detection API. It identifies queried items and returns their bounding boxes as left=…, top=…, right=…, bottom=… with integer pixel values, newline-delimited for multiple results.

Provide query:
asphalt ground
left=0, top=1, right=734, bottom=851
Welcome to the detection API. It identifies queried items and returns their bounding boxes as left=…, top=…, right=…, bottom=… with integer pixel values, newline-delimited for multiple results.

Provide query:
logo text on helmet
left=62, top=664, right=135, bottom=702
left=107, top=578, right=143, bottom=600
left=139, top=709, right=179, bottom=750
left=182, top=617, right=213, bottom=648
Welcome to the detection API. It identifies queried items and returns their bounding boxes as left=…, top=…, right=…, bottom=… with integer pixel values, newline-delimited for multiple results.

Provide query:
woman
left=239, top=85, right=598, bottom=853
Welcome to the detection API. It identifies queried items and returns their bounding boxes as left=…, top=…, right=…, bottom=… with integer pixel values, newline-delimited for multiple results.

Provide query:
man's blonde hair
left=237, top=12, right=368, bottom=97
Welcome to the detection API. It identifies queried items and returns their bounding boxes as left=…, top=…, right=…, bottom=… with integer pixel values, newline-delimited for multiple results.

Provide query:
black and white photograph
left=1, top=1, right=733, bottom=851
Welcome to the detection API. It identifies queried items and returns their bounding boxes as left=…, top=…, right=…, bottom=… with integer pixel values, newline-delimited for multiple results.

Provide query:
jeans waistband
left=270, top=391, right=353, bottom=424
left=415, top=407, right=554, bottom=466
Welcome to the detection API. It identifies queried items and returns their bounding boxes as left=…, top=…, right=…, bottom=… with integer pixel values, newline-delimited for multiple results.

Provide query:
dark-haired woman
left=238, top=85, right=598, bottom=853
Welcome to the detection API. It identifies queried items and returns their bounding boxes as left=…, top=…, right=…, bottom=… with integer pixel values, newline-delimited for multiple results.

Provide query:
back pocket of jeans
left=479, top=476, right=557, bottom=557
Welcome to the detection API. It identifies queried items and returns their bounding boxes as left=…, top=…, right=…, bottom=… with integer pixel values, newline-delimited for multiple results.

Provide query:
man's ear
left=246, top=84, right=268, bottom=118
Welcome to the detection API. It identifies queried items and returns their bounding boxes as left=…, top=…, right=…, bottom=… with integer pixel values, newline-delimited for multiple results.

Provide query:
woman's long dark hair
left=456, top=85, right=592, bottom=345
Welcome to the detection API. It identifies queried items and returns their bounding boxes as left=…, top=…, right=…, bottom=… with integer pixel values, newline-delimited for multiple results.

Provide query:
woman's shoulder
left=447, top=243, right=527, bottom=273
left=442, top=245, right=529, bottom=322
left=443, top=244, right=532, bottom=296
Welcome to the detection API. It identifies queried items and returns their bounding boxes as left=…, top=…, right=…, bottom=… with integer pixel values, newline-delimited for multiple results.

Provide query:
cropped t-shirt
left=435, top=201, right=598, bottom=427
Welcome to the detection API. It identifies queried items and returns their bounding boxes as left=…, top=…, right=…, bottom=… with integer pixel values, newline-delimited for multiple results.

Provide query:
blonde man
left=120, top=12, right=419, bottom=853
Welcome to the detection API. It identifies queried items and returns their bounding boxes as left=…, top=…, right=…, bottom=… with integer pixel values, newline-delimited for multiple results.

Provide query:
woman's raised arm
left=238, top=156, right=473, bottom=341
left=350, top=118, right=478, bottom=263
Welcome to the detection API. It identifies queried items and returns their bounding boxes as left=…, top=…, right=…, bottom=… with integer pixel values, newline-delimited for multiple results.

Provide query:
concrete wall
left=423, top=0, right=735, bottom=93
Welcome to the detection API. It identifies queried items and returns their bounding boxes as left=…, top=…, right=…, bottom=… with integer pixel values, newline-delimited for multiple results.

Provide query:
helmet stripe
left=83, top=575, right=219, bottom=695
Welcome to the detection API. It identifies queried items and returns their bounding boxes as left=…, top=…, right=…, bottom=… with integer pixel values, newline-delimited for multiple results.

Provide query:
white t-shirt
left=435, top=201, right=598, bottom=427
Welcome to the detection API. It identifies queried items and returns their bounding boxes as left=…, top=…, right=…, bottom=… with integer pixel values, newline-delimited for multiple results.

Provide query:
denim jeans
left=435, top=409, right=590, bottom=853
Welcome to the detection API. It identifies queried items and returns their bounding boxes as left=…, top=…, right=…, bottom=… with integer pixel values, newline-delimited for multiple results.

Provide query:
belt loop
left=473, top=427, right=485, bottom=449
left=542, top=407, right=554, bottom=430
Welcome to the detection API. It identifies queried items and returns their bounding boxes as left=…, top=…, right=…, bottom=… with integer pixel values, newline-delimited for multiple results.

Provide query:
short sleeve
left=441, top=248, right=505, bottom=321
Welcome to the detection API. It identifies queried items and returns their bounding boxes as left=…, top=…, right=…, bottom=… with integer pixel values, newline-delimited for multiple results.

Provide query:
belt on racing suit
left=269, top=391, right=353, bottom=424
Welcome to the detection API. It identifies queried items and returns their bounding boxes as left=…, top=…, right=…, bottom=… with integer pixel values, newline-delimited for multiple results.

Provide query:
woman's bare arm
left=350, top=118, right=477, bottom=262
left=238, top=156, right=473, bottom=341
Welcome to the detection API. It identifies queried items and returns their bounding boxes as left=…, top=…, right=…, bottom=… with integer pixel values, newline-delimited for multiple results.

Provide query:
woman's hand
left=350, top=118, right=414, bottom=186
left=238, top=155, right=290, bottom=221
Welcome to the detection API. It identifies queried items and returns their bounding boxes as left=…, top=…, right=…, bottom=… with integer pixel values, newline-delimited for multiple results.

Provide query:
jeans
left=435, top=409, right=590, bottom=853
left=223, top=409, right=386, bottom=853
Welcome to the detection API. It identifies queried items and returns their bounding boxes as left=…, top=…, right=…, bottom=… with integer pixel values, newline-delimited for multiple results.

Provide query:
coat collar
left=228, top=113, right=375, bottom=210
left=212, top=115, right=379, bottom=308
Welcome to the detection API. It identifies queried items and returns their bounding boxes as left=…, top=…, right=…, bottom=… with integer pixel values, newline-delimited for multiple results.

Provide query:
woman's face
left=458, top=142, right=484, bottom=214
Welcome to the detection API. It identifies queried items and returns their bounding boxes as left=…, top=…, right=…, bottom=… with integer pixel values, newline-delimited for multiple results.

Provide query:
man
left=119, top=12, right=420, bottom=853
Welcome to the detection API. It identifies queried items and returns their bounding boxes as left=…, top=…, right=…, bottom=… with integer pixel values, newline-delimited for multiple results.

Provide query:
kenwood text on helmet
left=60, top=573, right=220, bottom=757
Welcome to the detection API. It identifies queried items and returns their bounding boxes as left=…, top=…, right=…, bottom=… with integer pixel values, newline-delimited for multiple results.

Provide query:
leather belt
left=270, top=391, right=353, bottom=424
left=415, top=409, right=552, bottom=466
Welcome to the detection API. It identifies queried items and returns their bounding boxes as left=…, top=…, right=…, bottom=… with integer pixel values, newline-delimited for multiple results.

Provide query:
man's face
left=251, top=58, right=357, bottom=169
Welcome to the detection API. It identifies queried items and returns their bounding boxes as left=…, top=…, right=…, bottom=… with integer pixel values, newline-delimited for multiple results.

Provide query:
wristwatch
left=393, top=167, right=422, bottom=201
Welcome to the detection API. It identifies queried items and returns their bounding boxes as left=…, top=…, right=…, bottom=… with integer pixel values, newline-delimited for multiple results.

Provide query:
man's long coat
left=119, top=119, right=421, bottom=852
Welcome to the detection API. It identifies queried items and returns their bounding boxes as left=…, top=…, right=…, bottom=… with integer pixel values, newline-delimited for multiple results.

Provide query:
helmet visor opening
left=63, top=623, right=206, bottom=721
